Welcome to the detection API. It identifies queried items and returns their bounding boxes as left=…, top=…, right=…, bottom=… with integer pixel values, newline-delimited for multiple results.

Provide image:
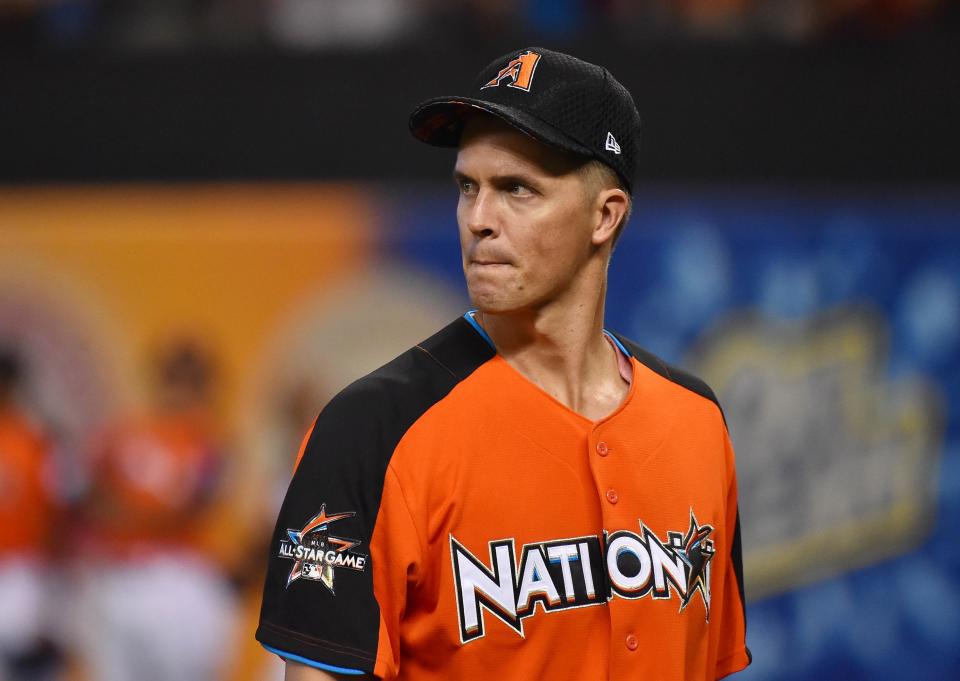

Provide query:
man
left=0, top=348, right=61, bottom=681
left=76, top=340, right=235, bottom=681
left=257, top=47, right=751, bottom=680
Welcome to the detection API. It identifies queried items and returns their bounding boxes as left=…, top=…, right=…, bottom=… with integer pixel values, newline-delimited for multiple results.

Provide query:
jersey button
left=596, top=441, right=609, bottom=456
left=625, top=634, right=639, bottom=651
left=606, top=489, right=619, bottom=505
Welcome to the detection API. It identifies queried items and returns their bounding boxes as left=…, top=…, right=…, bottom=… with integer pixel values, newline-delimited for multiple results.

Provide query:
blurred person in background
left=265, top=0, right=420, bottom=50
left=74, top=339, right=236, bottom=681
left=2, top=0, right=954, bottom=54
left=0, top=0, right=101, bottom=51
left=0, top=348, right=62, bottom=681
left=415, top=0, right=523, bottom=44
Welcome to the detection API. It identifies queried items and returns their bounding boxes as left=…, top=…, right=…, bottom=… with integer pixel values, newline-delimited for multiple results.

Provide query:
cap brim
left=409, top=96, right=595, bottom=160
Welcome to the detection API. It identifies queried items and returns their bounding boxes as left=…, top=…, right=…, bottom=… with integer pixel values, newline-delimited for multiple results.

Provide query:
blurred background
left=1, top=1, right=959, bottom=680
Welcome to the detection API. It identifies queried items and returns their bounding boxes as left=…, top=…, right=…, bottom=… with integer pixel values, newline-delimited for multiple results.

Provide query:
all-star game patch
left=278, top=504, right=368, bottom=592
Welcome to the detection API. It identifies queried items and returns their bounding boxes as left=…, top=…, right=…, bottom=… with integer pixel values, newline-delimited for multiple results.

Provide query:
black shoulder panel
left=608, top=330, right=726, bottom=425
left=415, top=314, right=497, bottom=381
left=257, top=316, right=494, bottom=672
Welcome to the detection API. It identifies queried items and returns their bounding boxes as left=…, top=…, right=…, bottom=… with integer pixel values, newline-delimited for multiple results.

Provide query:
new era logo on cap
left=605, top=132, right=621, bottom=155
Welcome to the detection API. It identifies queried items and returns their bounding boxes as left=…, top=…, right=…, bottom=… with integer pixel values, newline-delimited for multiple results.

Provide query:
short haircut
left=578, top=160, right=633, bottom=246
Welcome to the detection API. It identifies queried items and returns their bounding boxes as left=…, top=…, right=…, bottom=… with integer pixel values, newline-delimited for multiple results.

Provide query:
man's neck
left=476, top=296, right=629, bottom=422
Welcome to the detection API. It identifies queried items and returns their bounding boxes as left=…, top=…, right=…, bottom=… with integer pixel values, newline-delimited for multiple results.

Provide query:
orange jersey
left=0, top=407, right=55, bottom=556
left=85, top=413, right=221, bottom=555
left=257, top=315, right=750, bottom=679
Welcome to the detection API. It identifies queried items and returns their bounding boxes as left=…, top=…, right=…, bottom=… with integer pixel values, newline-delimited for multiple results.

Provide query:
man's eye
left=509, top=183, right=532, bottom=196
left=458, top=181, right=475, bottom=194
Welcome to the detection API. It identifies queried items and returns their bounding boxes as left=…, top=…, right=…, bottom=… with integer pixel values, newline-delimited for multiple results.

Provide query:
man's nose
left=465, top=188, right=500, bottom=238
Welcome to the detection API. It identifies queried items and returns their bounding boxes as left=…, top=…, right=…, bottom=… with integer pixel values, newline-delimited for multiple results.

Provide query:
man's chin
left=467, top=296, right=515, bottom=316
left=467, top=295, right=531, bottom=317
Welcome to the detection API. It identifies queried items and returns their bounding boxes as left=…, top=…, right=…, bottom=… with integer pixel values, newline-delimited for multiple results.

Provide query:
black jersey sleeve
left=256, top=317, right=496, bottom=677
left=256, top=378, right=399, bottom=675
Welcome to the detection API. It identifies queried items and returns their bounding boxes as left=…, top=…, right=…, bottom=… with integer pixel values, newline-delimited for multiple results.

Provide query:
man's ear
left=591, top=188, right=629, bottom=247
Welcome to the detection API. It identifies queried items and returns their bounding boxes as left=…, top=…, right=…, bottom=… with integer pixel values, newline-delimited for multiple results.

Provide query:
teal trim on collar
left=463, top=310, right=496, bottom=350
left=603, top=329, right=633, bottom=358
left=464, top=311, right=632, bottom=360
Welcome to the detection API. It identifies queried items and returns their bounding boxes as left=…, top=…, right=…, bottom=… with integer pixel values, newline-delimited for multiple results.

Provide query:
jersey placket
left=588, top=421, right=643, bottom=662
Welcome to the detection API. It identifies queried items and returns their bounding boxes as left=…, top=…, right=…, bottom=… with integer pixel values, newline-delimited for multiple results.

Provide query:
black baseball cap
left=409, top=47, right=641, bottom=193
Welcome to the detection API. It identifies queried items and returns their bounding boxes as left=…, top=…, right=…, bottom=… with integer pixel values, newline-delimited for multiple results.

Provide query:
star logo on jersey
left=278, top=504, right=368, bottom=593
left=675, top=510, right=716, bottom=617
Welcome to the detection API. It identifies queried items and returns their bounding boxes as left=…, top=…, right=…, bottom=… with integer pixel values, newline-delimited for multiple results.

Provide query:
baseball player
left=76, top=340, right=235, bottom=681
left=0, top=349, right=62, bottom=681
left=257, top=47, right=751, bottom=680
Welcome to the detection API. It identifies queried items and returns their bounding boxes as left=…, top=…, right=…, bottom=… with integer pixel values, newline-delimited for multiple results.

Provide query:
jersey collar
left=463, top=309, right=633, bottom=385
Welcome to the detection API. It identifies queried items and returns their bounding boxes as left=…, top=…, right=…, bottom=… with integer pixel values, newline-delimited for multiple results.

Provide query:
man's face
left=454, top=115, right=598, bottom=314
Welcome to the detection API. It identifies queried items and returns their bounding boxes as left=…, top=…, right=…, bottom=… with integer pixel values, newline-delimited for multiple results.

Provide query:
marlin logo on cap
left=481, top=50, right=542, bottom=92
